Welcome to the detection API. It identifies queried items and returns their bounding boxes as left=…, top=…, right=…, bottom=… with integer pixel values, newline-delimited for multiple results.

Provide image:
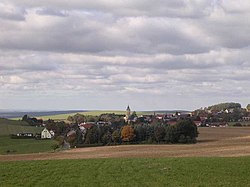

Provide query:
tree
left=22, top=114, right=28, bottom=121
left=84, top=126, right=99, bottom=144
left=154, top=125, right=166, bottom=143
left=175, top=120, right=198, bottom=141
left=165, top=120, right=198, bottom=144
left=134, top=124, right=146, bottom=143
left=67, top=113, right=85, bottom=124
left=101, top=131, right=112, bottom=145
left=121, top=125, right=135, bottom=142
left=66, top=130, right=77, bottom=147
left=112, top=129, right=121, bottom=144
left=247, top=104, right=250, bottom=112
left=130, top=111, right=137, bottom=119
left=165, top=125, right=178, bottom=143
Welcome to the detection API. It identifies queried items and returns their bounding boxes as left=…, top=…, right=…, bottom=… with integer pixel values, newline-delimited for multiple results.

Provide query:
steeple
left=126, top=105, right=131, bottom=121
left=126, top=105, right=130, bottom=111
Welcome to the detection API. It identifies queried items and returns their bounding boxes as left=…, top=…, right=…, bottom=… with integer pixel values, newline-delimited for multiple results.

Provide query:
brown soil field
left=1, top=127, right=250, bottom=161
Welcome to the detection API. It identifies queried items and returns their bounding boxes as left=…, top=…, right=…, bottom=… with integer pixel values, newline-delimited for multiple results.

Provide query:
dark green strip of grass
left=0, top=136, right=56, bottom=155
left=1, top=157, right=250, bottom=187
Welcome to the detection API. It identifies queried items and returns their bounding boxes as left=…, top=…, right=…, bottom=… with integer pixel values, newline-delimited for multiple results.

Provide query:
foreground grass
left=1, top=157, right=250, bottom=187
left=0, top=136, right=56, bottom=155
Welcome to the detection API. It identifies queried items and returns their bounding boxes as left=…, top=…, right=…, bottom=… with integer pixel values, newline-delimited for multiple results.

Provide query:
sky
left=0, top=0, right=250, bottom=111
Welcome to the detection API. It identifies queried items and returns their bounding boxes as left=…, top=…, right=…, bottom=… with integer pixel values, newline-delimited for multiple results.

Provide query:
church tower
left=125, top=105, right=131, bottom=121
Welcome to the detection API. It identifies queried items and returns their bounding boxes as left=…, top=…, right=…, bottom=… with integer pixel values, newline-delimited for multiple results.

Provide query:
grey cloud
left=36, top=7, right=69, bottom=17
left=8, top=0, right=213, bottom=18
left=0, top=2, right=26, bottom=21
left=1, top=0, right=250, bottom=110
left=0, top=4, right=248, bottom=55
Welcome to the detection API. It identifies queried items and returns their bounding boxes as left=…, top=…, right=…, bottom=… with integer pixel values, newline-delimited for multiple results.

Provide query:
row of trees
left=67, top=113, right=125, bottom=127
left=121, top=120, right=198, bottom=144
left=64, top=120, right=198, bottom=147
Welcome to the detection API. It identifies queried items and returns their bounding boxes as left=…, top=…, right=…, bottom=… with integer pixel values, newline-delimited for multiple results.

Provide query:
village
left=9, top=102, right=250, bottom=149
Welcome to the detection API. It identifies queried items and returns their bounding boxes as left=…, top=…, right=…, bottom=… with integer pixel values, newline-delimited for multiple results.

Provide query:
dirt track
left=1, top=127, right=250, bottom=161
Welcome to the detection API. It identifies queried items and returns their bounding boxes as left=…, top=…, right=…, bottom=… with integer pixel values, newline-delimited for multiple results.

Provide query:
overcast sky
left=0, top=0, right=250, bottom=111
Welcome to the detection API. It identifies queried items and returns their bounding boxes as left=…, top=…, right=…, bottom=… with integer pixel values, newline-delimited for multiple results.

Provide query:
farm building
left=16, top=132, right=33, bottom=137
left=41, top=128, right=54, bottom=139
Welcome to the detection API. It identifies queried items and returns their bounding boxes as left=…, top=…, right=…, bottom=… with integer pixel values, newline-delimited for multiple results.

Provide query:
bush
left=233, top=123, right=242, bottom=127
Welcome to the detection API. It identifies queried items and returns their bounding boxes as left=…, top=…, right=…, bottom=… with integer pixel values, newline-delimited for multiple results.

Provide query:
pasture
left=0, top=118, right=43, bottom=136
left=1, top=157, right=250, bottom=187
left=0, top=136, right=56, bottom=155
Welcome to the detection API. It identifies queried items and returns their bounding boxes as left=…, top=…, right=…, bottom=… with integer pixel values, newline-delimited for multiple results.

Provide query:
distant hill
left=143, top=110, right=191, bottom=114
left=207, top=103, right=242, bottom=111
left=0, top=110, right=87, bottom=119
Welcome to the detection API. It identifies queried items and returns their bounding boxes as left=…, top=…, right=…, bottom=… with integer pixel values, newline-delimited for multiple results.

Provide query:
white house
left=41, top=128, right=54, bottom=139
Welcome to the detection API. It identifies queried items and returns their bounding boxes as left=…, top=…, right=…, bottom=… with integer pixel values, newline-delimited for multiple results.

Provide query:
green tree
left=134, top=125, right=146, bottom=143
left=165, top=120, right=198, bottom=144
left=101, top=131, right=112, bottom=145
left=84, top=126, right=99, bottom=144
left=165, top=125, right=178, bottom=143
left=154, top=125, right=166, bottom=143
left=112, top=129, right=121, bottom=144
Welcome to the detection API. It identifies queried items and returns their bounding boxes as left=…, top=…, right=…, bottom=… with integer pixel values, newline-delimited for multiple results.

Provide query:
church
left=124, top=105, right=131, bottom=122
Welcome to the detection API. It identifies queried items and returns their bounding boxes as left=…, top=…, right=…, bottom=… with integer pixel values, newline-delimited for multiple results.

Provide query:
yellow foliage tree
left=121, top=125, right=135, bottom=142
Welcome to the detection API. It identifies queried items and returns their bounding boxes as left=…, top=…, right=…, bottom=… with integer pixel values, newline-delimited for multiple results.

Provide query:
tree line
left=60, top=119, right=198, bottom=148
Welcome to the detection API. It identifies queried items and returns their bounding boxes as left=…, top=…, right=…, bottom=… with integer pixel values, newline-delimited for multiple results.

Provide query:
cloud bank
left=0, top=0, right=250, bottom=110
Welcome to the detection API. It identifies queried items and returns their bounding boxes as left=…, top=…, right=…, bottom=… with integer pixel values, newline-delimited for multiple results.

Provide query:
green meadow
left=0, top=118, right=43, bottom=136
left=0, top=136, right=56, bottom=155
left=28, top=110, right=151, bottom=121
left=1, top=157, right=250, bottom=187
left=0, top=118, right=55, bottom=154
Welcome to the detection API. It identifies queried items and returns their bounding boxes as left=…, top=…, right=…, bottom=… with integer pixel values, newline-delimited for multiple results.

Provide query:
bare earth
left=1, top=127, right=250, bottom=161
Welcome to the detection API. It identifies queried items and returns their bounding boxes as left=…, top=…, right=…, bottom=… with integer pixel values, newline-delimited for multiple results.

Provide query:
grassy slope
left=0, top=136, right=56, bottom=155
left=0, top=118, right=54, bottom=154
left=0, top=125, right=43, bottom=136
left=0, top=118, right=43, bottom=136
left=0, top=157, right=250, bottom=187
left=0, top=118, right=29, bottom=126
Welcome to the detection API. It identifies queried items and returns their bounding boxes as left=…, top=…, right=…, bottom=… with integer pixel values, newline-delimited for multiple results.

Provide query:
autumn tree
left=121, top=125, right=135, bottom=142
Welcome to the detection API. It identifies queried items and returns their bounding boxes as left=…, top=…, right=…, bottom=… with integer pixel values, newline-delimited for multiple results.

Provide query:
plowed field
left=1, top=127, right=250, bottom=161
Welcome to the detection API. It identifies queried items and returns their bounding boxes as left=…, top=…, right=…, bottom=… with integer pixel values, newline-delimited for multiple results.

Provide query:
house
left=193, top=121, right=202, bottom=126
left=41, top=128, right=54, bottom=139
left=12, top=132, right=34, bottom=139
left=16, top=132, right=33, bottom=137
left=79, top=122, right=95, bottom=130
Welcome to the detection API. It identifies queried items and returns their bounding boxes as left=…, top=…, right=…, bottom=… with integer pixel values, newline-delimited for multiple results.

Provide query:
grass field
left=0, top=124, right=43, bottom=136
left=13, top=110, right=152, bottom=121
left=1, top=157, right=250, bottom=187
left=1, top=127, right=250, bottom=186
left=0, top=118, right=43, bottom=136
left=0, top=136, right=56, bottom=155
left=0, top=118, right=29, bottom=126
